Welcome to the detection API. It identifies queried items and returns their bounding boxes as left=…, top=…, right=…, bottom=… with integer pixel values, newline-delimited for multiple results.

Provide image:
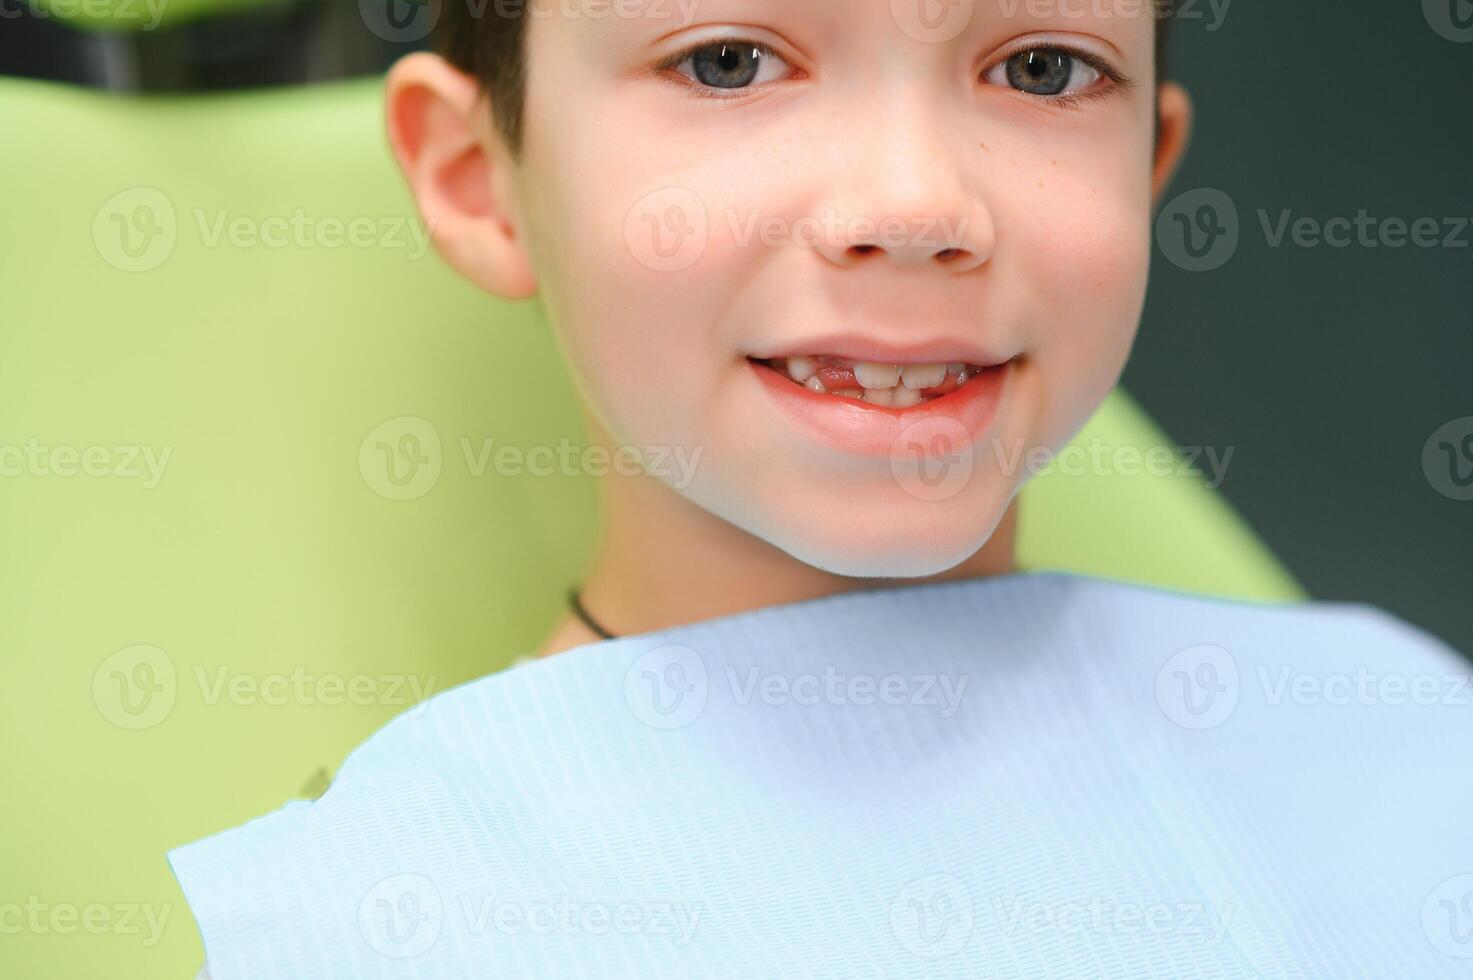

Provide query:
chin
left=787, top=542, right=980, bottom=580
left=719, top=481, right=1014, bottom=581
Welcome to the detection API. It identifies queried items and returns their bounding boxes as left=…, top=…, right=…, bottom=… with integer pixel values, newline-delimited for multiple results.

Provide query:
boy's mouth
left=746, top=348, right=1016, bottom=455
left=748, top=355, right=1001, bottom=408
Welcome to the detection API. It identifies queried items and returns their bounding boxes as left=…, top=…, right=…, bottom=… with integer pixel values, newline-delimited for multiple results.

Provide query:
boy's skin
left=384, top=1, right=1192, bottom=656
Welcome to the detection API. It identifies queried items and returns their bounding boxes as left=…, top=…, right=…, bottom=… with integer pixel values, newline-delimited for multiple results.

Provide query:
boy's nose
left=809, top=110, right=996, bottom=275
left=815, top=226, right=993, bottom=273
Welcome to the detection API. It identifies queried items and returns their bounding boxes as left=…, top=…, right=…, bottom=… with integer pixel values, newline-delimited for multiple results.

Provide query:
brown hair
left=437, top=1, right=1176, bottom=157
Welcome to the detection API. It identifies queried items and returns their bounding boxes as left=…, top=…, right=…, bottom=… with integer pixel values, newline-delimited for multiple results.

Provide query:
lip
left=748, top=332, right=1013, bottom=368
left=749, top=356, right=1015, bottom=456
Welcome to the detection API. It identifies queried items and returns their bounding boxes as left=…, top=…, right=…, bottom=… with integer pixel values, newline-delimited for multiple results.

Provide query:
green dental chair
left=0, top=8, right=1301, bottom=978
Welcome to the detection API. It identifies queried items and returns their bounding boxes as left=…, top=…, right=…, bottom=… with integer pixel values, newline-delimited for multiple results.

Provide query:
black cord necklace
left=567, top=587, right=617, bottom=640
left=571, top=567, right=1029, bottom=641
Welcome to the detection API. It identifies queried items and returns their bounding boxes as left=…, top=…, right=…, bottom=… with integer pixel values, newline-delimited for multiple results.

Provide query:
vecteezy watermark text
left=93, top=187, right=435, bottom=273
left=0, top=0, right=168, bottom=30
left=1157, top=188, right=1473, bottom=272
left=458, top=895, right=702, bottom=943
left=991, top=437, right=1234, bottom=488
left=359, top=0, right=703, bottom=45
left=624, top=190, right=976, bottom=272
left=993, top=895, right=1235, bottom=945
left=994, top=0, right=1231, bottom=31
left=726, top=665, right=970, bottom=719
left=356, top=873, right=703, bottom=960
left=623, top=644, right=973, bottom=730
left=0, top=439, right=171, bottom=488
left=359, top=416, right=705, bottom=502
left=91, top=644, right=440, bottom=730
left=0, top=897, right=172, bottom=947
left=1156, top=643, right=1473, bottom=731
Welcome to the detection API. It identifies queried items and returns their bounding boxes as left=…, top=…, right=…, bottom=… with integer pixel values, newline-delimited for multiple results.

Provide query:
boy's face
left=436, top=1, right=1186, bottom=577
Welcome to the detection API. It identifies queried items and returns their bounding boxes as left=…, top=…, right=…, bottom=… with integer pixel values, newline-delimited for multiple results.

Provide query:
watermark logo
left=725, top=666, right=970, bottom=718
left=360, top=0, right=440, bottom=43
left=992, top=0, right=1231, bottom=32
left=726, top=208, right=970, bottom=253
left=890, top=417, right=975, bottom=501
left=1423, top=874, right=1473, bottom=958
left=1258, top=665, right=1472, bottom=708
left=890, top=874, right=974, bottom=958
left=625, top=187, right=709, bottom=272
left=460, top=436, right=703, bottom=489
left=1155, top=644, right=1239, bottom=730
left=192, top=208, right=432, bottom=256
left=360, top=873, right=444, bottom=959
left=90, top=650, right=438, bottom=727
left=356, top=880, right=705, bottom=950
left=459, top=895, right=703, bottom=942
left=1423, top=417, right=1473, bottom=501
left=892, top=0, right=975, bottom=43
left=360, top=416, right=443, bottom=501
left=192, top=665, right=438, bottom=714
left=94, top=188, right=177, bottom=273
left=1258, top=209, right=1473, bottom=256
left=360, top=424, right=704, bottom=497
left=991, top=436, right=1235, bottom=489
left=1161, top=193, right=1473, bottom=268
left=1156, top=188, right=1239, bottom=272
left=92, top=645, right=177, bottom=730
left=94, top=187, right=433, bottom=270
left=624, top=644, right=708, bottom=729
left=1425, top=0, right=1473, bottom=42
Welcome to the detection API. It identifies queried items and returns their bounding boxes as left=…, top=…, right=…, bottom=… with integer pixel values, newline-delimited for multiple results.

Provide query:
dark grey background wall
left=4, top=0, right=1469, bottom=649
left=1128, top=0, right=1471, bottom=652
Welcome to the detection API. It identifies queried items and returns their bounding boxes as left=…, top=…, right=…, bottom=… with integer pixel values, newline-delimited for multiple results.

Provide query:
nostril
left=936, top=248, right=964, bottom=263
left=851, top=244, right=879, bottom=257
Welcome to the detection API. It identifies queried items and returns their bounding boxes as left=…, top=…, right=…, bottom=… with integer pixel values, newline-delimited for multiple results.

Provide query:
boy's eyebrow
left=611, top=0, right=1150, bottom=57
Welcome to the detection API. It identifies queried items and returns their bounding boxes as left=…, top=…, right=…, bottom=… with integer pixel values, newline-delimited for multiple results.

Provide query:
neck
left=538, top=422, right=1019, bottom=656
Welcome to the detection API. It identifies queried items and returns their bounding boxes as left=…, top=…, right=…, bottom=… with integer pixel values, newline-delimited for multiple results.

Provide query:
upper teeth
left=801, top=360, right=956, bottom=390
left=853, top=362, right=902, bottom=388
left=774, top=356, right=979, bottom=405
left=786, top=357, right=817, bottom=383
left=900, top=363, right=946, bottom=389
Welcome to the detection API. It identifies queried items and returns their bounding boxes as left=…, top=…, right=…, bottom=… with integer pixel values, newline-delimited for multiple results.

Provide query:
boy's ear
left=385, top=53, right=537, bottom=299
left=1150, top=82, right=1194, bottom=206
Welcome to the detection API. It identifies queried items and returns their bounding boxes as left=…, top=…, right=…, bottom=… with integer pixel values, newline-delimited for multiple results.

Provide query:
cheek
left=1006, top=142, right=1152, bottom=321
left=993, top=140, right=1154, bottom=444
left=519, top=106, right=795, bottom=453
left=517, top=137, right=724, bottom=451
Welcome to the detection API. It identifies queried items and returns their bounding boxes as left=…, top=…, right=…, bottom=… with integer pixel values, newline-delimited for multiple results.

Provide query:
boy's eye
left=984, top=47, right=1109, bottom=99
left=664, top=40, right=793, bottom=92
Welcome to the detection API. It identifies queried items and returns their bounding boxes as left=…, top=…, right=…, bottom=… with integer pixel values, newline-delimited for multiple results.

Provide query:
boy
left=176, top=2, right=1473, bottom=976
left=408, top=0, right=1190, bottom=648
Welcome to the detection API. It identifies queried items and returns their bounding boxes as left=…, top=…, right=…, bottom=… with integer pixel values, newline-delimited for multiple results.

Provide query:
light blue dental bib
left=170, top=572, right=1473, bottom=978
